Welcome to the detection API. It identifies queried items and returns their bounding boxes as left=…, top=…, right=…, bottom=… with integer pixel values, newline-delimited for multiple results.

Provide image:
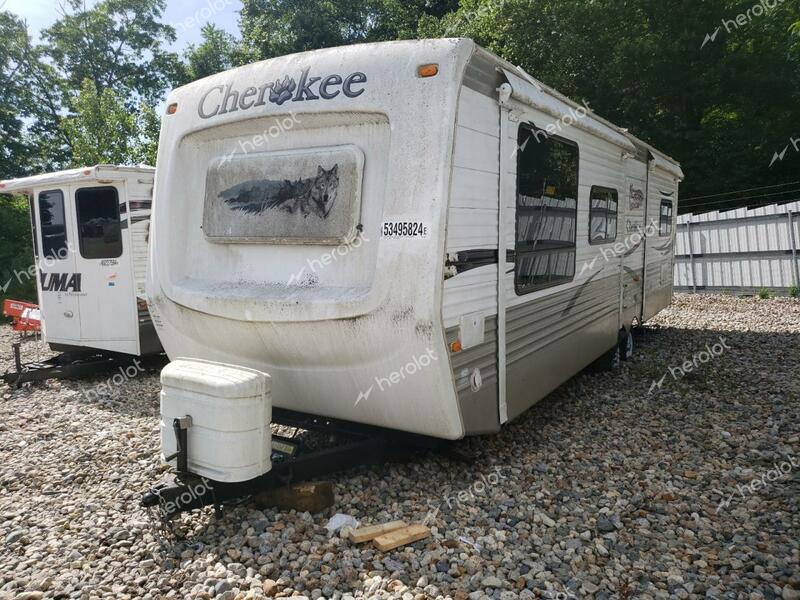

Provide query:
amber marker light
left=167, top=103, right=179, bottom=115
left=450, top=340, right=462, bottom=353
left=418, top=64, right=439, bottom=78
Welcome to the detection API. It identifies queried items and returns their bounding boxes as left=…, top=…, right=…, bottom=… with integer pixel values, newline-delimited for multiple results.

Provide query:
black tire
left=619, top=327, right=634, bottom=361
left=589, top=343, right=619, bottom=372
left=588, top=327, right=634, bottom=373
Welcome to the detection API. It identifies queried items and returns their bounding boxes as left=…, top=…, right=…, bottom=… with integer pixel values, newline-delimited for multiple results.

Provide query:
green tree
left=182, top=24, right=239, bottom=83
left=0, top=10, right=42, bottom=178
left=61, top=79, right=138, bottom=166
left=421, top=0, right=800, bottom=212
left=132, top=103, right=161, bottom=166
left=7, top=0, right=180, bottom=170
left=0, top=195, right=36, bottom=305
left=239, top=0, right=457, bottom=61
left=60, top=79, right=160, bottom=166
left=41, top=0, right=182, bottom=106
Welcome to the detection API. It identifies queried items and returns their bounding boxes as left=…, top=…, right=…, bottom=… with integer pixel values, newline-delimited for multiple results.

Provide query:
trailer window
left=204, top=146, right=364, bottom=245
left=589, top=187, right=618, bottom=244
left=514, top=124, right=579, bottom=294
left=76, top=187, right=123, bottom=259
left=659, top=199, right=673, bottom=236
left=38, top=190, right=68, bottom=260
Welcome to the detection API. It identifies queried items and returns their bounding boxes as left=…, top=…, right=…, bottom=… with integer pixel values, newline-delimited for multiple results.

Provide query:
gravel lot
left=1, top=294, right=798, bottom=600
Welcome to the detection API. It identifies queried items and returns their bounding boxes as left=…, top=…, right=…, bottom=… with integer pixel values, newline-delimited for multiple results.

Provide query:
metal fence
left=674, top=200, right=800, bottom=295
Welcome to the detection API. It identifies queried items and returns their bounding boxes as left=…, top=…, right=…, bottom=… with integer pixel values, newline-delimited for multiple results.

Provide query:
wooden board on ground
left=373, top=524, right=431, bottom=552
left=350, top=520, right=407, bottom=544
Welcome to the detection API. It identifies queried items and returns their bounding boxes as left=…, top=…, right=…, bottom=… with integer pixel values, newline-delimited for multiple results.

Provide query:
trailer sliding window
left=589, top=187, right=618, bottom=244
left=38, top=190, right=68, bottom=260
left=514, top=124, right=579, bottom=295
left=659, top=199, right=673, bottom=236
left=76, top=187, right=123, bottom=259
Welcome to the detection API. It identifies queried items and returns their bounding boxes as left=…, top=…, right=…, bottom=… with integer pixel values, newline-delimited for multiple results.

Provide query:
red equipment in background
left=2, top=299, right=42, bottom=333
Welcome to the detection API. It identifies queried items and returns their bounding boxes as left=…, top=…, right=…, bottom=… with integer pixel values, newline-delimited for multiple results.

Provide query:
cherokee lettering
left=319, top=74, right=343, bottom=99
left=239, top=86, right=258, bottom=110
left=342, top=72, right=367, bottom=97
left=198, top=85, right=224, bottom=119
left=197, top=68, right=368, bottom=118
left=293, top=68, right=321, bottom=102
left=218, top=83, right=240, bottom=115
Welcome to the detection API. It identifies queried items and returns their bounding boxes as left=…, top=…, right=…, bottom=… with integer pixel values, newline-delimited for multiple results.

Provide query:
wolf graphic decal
left=220, top=164, right=340, bottom=219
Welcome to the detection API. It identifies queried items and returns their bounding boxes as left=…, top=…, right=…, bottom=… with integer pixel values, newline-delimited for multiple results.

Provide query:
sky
left=2, top=0, right=243, bottom=51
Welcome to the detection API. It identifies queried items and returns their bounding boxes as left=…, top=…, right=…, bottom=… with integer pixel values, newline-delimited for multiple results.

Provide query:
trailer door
left=621, top=160, right=649, bottom=325
left=71, top=184, right=138, bottom=354
left=34, top=188, right=82, bottom=343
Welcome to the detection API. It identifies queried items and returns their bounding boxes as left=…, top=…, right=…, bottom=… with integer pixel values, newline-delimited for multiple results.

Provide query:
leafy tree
left=182, top=24, right=239, bottom=83
left=3, top=0, right=180, bottom=170
left=239, top=0, right=457, bottom=61
left=0, top=10, right=38, bottom=178
left=0, top=195, right=36, bottom=305
left=421, top=0, right=800, bottom=212
left=365, top=0, right=459, bottom=41
left=1, top=0, right=175, bottom=308
left=60, top=79, right=159, bottom=167
left=41, top=0, right=182, bottom=106
left=18, top=44, right=75, bottom=172
left=132, top=103, right=161, bottom=166
left=240, top=0, right=364, bottom=60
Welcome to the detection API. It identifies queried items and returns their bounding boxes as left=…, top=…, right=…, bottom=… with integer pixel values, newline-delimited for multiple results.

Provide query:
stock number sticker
left=381, top=220, right=430, bottom=239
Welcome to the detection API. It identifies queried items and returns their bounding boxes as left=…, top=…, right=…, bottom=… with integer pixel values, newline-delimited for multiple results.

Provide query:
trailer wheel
left=619, top=327, right=634, bottom=361
left=588, top=343, right=619, bottom=372
left=588, top=327, right=634, bottom=373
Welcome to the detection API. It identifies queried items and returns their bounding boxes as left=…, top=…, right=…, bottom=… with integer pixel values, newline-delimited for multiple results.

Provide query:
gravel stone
left=0, top=294, right=798, bottom=598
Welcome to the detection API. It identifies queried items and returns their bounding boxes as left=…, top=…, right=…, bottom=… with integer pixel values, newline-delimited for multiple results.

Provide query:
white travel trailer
left=147, top=38, right=683, bottom=459
left=0, top=165, right=161, bottom=356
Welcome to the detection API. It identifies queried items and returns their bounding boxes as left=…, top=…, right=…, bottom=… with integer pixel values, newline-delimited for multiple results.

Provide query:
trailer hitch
left=146, top=415, right=224, bottom=518
left=6, top=343, right=23, bottom=388
left=142, top=408, right=445, bottom=519
left=164, top=416, right=193, bottom=474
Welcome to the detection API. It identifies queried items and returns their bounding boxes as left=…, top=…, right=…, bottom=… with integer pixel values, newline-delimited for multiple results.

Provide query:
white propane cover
left=160, top=359, right=272, bottom=483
